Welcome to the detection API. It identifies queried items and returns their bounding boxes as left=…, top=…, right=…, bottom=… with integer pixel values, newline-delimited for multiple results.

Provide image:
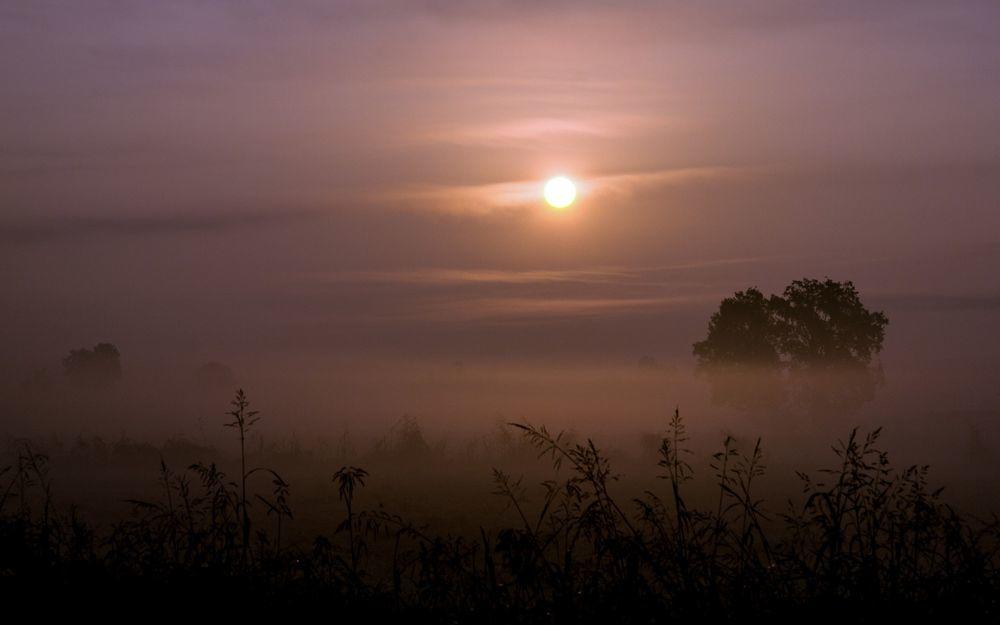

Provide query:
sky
left=2, top=1, right=1000, bottom=405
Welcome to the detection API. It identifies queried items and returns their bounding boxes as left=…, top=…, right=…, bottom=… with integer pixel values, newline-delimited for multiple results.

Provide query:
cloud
left=392, top=295, right=708, bottom=323
left=413, top=113, right=671, bottom=148
left=877, top=293, right=1000, bottom=312
left=274, top=259, right=775, bottom=328
left=323, top=267, right=635, bottom=286
left=316, top=257, right=767, bottom=288
left=0, top=211, right=311, bottom=245
left=583, top=166, right=760, bottom=196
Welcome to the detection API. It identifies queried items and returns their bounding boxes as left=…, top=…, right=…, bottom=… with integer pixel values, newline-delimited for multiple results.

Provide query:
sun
left=543, top=176, right=577, bottom=209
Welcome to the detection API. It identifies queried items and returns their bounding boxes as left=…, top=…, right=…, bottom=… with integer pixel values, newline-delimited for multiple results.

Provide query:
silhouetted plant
left=225, top=388, right=259, bottom=563
left=333, top=465, right=368, bottom=579
left=1, top=399, right=998, bottom=620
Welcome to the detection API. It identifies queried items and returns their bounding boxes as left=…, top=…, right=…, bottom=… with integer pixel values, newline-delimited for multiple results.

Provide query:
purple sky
left=2, top=1, right=1000, bottom=385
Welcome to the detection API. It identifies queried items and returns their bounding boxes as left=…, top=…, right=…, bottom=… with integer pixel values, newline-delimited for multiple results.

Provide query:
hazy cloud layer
left=1, top=1, right=999, bottom=387
left=0, top=211, right=312, bottom=244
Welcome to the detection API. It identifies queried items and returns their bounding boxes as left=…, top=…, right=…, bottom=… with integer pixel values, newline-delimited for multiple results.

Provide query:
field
left=3, top=389, right=998, bottom=621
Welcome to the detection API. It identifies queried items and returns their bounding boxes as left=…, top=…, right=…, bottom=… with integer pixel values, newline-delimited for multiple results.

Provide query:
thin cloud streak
left=312, top=256, right=770, bottom=287
left=413, top=113, right=675, bottom=148
left=0, top=211, right=312, bottom=244
left=394, top=295, right=711, bottom=323
left=875, top=293, right=1000, bottom=312
left=323, top=267, right=635, bottom=286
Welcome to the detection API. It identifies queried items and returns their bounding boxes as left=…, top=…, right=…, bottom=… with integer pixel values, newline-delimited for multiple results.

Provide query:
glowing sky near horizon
left=1, top=1, right=999, bottom=372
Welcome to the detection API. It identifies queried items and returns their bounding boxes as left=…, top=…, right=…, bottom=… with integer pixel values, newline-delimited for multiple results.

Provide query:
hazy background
left=2, top=2, right=998, bottom=473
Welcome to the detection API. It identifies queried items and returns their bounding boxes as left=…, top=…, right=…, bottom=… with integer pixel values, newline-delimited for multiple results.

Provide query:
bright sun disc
left=543, top=176, right=577, bottom=209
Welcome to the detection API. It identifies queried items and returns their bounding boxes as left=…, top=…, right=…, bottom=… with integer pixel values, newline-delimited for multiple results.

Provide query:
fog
left=5, top=3, right=1000, bottom=615
left=4, top=344, right=997, bottom=472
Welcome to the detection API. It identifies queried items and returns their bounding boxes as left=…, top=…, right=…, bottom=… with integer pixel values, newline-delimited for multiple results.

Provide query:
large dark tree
left=693, top=279, right=888, bottom=411
left=773, top=279, right=888, bottom=369
left=692, top=288, right=781, bottom=368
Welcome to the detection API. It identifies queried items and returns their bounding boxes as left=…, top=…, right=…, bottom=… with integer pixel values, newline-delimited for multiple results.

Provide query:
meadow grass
left=1, top=390, right=997, bottom=621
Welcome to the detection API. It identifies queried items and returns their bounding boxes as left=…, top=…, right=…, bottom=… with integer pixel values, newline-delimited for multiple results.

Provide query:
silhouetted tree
left=694, top=279, right=888, bottom=411
left=62, top=342, right=122, bottom=387
left=692, top=288, right=781, bottom=368
left=692, top=288, right=785, bottom=409
left=774, top=278, right=888, bottom=370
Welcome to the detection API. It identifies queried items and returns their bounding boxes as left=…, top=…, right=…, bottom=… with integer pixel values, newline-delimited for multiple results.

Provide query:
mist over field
left=3, top=1, right=1000, bottom=618
left=5, top=263, right=998, bottom=440
left=3, top=252, right=1000, bottom=517
left=3, top=308, right=998, bottom=488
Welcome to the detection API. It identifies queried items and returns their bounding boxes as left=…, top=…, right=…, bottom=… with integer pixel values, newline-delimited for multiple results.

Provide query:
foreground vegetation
left=1, top=391, right=997, bottom=621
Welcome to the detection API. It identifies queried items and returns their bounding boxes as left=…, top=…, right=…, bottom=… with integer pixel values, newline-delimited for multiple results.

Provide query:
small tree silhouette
left=62, top=342, right=122, bottom=387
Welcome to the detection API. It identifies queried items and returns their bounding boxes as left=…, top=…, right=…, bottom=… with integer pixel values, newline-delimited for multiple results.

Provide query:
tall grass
left=1, top=390, right=997, bottom=620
